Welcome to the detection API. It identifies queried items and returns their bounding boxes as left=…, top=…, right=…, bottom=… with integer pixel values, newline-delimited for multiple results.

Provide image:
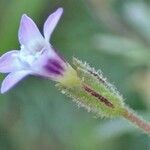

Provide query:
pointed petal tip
left=22, top=13, right=27, bottom=17
left=20, top=14, right=30, bottom=27
left=21, top=14, right=29, bottom=20
left=57, top=7, right=63, bottom=13
left=43, top=7, right=64, bottom=41
left=20, top=14, right=32, bottom=24
left=0, top=76, right=12, bottom=94
left=0, top=81, right=9, bottom=94
left=55, top=7, right=63, bottom=16
left=1, top=87, right=7, bottom=94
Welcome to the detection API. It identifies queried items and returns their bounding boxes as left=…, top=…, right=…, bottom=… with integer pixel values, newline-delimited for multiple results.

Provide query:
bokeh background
left=0, top=0, right=150, bottom=149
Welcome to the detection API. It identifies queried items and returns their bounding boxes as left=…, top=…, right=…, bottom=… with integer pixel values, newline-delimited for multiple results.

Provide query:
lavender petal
left=43, top=8, right=63, bottom=41
left=18, top=14, right=44, bottom=49
left=1, top=70, right=31, bottom=93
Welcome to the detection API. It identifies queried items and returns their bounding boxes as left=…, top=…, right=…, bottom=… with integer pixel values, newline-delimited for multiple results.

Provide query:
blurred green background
left=0, top=0, right=150, bottom=149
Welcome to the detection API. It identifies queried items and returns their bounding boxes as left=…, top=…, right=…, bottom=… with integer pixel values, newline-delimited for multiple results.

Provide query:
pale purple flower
left=0, top=8, right=75, bottom=94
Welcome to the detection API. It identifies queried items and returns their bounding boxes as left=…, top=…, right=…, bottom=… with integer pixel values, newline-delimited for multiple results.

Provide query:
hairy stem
left=82, top=83, right=150, bottom=134
left=123, top=107, right=150, bottom=135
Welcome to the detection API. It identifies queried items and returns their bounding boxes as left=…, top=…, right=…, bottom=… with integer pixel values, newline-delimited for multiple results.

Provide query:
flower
left=0, top=8, right=80, bottom=94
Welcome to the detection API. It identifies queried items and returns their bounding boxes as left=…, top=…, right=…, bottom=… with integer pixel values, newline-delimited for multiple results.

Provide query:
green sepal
left=56, top=58, right=125, bottom=118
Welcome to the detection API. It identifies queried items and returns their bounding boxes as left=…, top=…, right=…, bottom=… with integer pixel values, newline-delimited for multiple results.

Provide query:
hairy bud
left=56, top=58, right=125, bottom=118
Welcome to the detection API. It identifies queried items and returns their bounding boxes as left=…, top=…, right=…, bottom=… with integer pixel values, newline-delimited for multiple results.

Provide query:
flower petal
left=43, top=8, right=63, bottom=41
left=0, top=50, right=20, bottom=73
left=1, top=70, right=31, bottom=94
left=18, top=14, right=44, bottom=49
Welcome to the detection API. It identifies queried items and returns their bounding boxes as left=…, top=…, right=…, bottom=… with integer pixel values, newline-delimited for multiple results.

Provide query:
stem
left=123, top=107, right=150, bottom=135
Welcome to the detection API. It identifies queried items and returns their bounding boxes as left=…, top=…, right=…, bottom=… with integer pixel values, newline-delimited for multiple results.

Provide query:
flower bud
left=57, top=58, right=125, bottom=118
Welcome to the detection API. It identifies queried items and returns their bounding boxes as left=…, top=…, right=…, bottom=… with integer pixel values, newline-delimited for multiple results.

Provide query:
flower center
left=19, top=45, right=45, bottom=67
